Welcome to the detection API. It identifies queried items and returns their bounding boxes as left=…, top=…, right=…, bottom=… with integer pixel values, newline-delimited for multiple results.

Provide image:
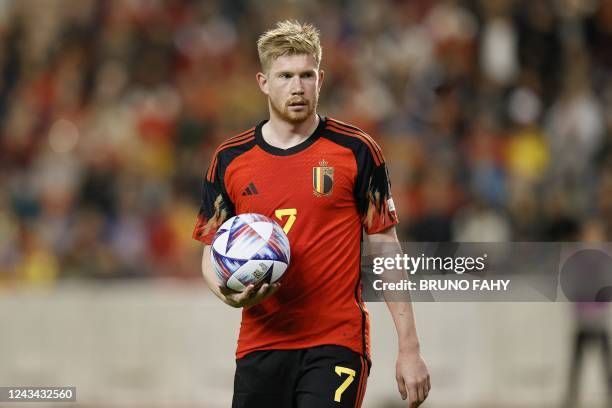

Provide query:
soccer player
left=193, top=20, right=430, bottom=408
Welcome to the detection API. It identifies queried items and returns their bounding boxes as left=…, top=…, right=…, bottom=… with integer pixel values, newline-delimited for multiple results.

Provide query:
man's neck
left=261, top=112, right=320, bottom=150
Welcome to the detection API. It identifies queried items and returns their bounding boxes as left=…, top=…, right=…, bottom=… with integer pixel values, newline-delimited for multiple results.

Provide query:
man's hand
left=395, top=349, right=430, bottom=407
left=202, top=246, right=281, bottom=308
left=219, top=282, right=281, bottom=308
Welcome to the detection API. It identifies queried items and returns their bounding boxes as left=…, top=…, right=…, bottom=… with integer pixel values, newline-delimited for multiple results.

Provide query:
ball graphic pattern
left=210, top=213, right=290, bottom=292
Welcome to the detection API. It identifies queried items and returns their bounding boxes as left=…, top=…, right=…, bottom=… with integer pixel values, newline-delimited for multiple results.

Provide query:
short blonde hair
left=257, top=20, right=322, bottom=73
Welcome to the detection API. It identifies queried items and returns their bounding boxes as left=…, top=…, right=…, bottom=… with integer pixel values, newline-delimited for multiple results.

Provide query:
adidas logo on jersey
left=241, top=182, right=259, bottom=196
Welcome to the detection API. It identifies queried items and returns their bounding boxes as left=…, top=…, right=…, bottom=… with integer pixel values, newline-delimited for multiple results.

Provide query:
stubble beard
left=269, top=95, right=318, bottom=125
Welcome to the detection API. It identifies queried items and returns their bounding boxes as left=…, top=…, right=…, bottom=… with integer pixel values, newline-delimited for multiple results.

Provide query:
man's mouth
left=288, top=100, right=307, bottom=107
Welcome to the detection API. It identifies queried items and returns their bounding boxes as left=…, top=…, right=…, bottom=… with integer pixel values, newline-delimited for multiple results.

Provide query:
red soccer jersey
left=193, top=116, right=398, bottom=360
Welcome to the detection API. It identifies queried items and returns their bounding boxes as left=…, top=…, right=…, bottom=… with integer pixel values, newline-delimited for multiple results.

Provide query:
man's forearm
left=365, top=227, right=422, bottom=352
left=386, top=300, right=421, bottom=352
left=201, top=246, right=227, bottom=302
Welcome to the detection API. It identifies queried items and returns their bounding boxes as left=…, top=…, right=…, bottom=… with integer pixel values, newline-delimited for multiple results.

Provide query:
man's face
left=257, top=54, right=324, bottom=124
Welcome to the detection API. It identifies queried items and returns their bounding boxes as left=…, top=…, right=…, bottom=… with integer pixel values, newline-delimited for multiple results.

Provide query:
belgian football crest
left=312, top=159, right=334, bottom=196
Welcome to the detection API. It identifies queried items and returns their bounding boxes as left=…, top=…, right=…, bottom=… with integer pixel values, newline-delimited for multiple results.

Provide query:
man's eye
left=280, top=73, right=291, bottom=79
left=301, top=72, right=314, bottom=78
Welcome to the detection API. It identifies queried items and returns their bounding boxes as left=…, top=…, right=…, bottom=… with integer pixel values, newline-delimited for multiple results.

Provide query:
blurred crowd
left=0, top=0, right=611, bottom=284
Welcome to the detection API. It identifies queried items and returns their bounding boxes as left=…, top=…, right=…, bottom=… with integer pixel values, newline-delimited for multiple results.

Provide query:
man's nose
left=290, top=77, right=304, bottom=95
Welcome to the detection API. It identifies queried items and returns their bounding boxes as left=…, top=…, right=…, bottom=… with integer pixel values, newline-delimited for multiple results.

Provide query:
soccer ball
left=210, top=213, right=291, bottom=292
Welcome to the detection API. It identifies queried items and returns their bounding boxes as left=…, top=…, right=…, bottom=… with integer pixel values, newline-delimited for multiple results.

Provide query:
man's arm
left=365, top=227, right=430, bottom=407
left=201, top=246, right=280, bottom=308
left=201, top=245, right=227, bottom=301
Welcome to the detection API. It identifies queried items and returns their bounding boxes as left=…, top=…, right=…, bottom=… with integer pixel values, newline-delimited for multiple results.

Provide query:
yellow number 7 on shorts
left=334, top=365, right=356, bottom=402
left=274, top=208, right=297, bottom=234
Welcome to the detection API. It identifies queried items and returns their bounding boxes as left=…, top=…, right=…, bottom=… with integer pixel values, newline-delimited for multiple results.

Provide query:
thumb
left=238, top=284, right=255, bottom=300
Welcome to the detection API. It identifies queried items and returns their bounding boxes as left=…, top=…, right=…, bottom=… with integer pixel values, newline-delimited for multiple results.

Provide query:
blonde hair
left=257, top=20, right=322, bottom=73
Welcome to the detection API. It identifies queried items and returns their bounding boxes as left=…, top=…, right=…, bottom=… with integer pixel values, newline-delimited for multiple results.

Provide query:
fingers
left=244, top=283, right=281, bottom=307
left=262, top=282, right=281, bottom=298
left=407, top=384, right=418, bottom=406
left=396, top=372, right=419, bottom=404
left=220, top=283, right=255, bottom=298
left=220, top=284, right=254, bottom=307
left=413, top=377, right=431, bottom=407
left=220, top=281, right=281, bottom=308
left=396, top=354, right=430, bottom=407
left=396, top=374, right=407, bottom=400
left=398, top=376, right=430, bottom=407
left=246, top=283, right=269, bottom=303
left=418, top=374, right=431, bottom=401
left=238, top=284, right=256, bottom=300
left=416, top=383, right=425, bottom=404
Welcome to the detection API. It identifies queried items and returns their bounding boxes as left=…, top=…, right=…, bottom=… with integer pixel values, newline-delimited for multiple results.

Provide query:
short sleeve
left=192, top=156, right=235, bottom=245
left=355, top=142, right=399, bottom=234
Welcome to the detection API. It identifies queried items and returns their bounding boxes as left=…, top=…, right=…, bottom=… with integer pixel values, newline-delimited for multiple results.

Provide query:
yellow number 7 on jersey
left=274, top=208, right=297, bottom=234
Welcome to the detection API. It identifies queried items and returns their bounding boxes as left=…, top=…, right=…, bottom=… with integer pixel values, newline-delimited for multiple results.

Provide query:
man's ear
left=318, top=69, right=325, bottom=91
left=256, top=72, right=269, bottom=95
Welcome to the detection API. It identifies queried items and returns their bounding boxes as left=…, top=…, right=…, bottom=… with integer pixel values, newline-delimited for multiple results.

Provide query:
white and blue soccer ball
left=210, top=213, right=291, bottom=292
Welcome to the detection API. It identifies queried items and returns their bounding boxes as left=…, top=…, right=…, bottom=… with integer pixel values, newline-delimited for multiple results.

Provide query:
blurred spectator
left=479, top=0, right=519, bottom=86
left=452, top=195, right=511, bottom=242
left=563, top=220, right=612, bottom=408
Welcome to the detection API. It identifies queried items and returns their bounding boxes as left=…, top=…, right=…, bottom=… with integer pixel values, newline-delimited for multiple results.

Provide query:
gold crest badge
left=313, top=159, right=334, bottom=196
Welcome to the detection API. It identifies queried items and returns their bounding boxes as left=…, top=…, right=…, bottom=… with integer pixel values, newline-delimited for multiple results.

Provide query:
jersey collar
left=255, top=115, right=325, bottom=156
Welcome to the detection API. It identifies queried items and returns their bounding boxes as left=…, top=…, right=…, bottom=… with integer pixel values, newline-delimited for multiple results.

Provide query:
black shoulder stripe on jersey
left=206, top=127, right=256, bottom=182
left=207, top=132, right=255, bottom=182
left=326, top=118, right=384, bottom=164
left=206, top=128, right=255, bottom=181
left=326, top=123, right=382, bottom=167
left=322, top=128, right=392, bottom=221
left=321, top=128, right=380, bottom=171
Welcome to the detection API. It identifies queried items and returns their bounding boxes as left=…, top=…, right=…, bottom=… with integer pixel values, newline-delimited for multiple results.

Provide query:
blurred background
left=0, top=0, right=611, bottom=406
